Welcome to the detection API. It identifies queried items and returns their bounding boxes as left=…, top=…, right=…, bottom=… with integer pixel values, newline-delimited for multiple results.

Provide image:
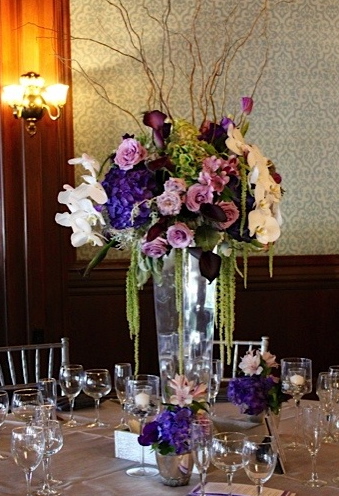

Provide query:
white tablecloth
left=1, top=398, right=339, bottom=495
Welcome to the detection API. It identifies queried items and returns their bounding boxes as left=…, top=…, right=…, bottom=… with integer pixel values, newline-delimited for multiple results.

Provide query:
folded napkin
left=188, top=483, right=296, bottom=496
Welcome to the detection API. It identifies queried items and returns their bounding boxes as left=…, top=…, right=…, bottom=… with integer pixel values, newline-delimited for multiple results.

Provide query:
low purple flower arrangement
left=227, top=350, right=285, bottom=416
left=138, top=375, right=208, bottom=455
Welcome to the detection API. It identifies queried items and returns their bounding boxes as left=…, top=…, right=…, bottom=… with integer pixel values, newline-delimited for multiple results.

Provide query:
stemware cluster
left=6, top=385, right=64, bottom=496
left=59, top=364, right=112, bottom=428
left=210, top=431, right=277, bottom=496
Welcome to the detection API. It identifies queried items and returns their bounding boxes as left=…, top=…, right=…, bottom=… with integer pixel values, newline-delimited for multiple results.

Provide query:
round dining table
left=1, top=396, right=339, bottom=495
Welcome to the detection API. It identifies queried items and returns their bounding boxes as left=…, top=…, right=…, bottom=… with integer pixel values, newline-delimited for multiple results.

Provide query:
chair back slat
left=48, top=348, right=54, bottom=378
left=0, top=365, right=5, bottom=387
left=7, top=351, right=16, bottom=385
left=35, top=349, right=40, bottom=382
left=22, top=349, right=29, bottom=384
left=213, top=335, right=270, bottom=382
left=0, top=338, right=70, bottom=390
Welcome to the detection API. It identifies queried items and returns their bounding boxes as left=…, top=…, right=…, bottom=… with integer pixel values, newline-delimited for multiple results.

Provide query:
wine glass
left=11, top=388, right=43, bottom=425
left=83, top=368, right=112, bottom=428
left=280, top=357, right=312, bottom=449
left=210, top=359, right=222, bottom=415
left=302, top=404, right=327, bottom=487
left=0, top=390, right=9, bottom=460
left=114, top=362, right=132, bottom=430
left=11, top=425, right=45, bottom=496
left=125, top=374, right=160, bottom=477
left=329, top=365, right=339, bottom=404
left=191, top=418, right=213, bottom=496
left=38, top=378, right=58, bottom=421
left=242, top=434, right=277, bottom=496
left=316, top=371, right=334, bottom=443
left=35, top=420, right=64, bottom=496
left=59, top=364, right=84, bottom=427
left=211, top=431, right=245, bottom=496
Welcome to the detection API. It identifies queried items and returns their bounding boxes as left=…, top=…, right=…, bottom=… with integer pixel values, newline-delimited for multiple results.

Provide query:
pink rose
left=215, top=201, right=240, bottom=229
left=156, top=191, right=182, bottom=216
left=164, top=177, right=187, bottom=194
left=185, top=184, right=213, bottom=212
left=167, top=222, right=194, bottom=249
left=114, top=138, right=148, bottom=170
left=141, top=237, right=168, bottom=258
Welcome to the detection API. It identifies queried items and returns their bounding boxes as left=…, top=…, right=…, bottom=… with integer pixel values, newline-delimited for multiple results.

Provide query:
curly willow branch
left=68, top=0, right=292, bottom=127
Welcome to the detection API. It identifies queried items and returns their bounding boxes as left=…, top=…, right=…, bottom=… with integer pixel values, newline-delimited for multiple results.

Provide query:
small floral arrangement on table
left=227, top=350, right=285, bottom=416
left=138, top=375, right=208, bottom=455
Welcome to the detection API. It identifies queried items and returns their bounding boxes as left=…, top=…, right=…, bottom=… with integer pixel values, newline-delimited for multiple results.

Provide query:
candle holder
left=125, top=375, right=160, bottom=477
left=281, top=357, right=312, bottom=449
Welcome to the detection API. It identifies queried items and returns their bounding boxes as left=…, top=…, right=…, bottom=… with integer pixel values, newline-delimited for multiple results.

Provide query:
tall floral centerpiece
left=55, top=1, right=284, bottom=380
left=56, top=102, right=283, bottom=379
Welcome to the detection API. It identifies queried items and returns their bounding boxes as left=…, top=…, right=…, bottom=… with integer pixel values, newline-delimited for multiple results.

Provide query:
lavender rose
left=141, top=237, right=168, bottom=258
left=185, top=184, right=213, bottom=212
left=114, top=137, right=148, bottom=171
left=156, top=191, right=182, bottom=216
left=167, top=222, right=194, bottom=249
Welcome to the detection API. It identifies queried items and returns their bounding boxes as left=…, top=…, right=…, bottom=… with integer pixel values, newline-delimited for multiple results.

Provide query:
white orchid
left=68, top=153, right=101, bottom=177
left=226, top=125, right=247, bottom=155
left=248, top=209, right=281, bottom=244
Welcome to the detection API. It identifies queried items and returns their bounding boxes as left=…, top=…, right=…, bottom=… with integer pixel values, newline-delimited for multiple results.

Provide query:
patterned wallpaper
left=69, top=0, right=339, bottom=259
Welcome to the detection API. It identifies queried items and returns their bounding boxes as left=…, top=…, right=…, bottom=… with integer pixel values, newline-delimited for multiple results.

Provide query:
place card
left=188, top=482, right=296, bottom=496
left=114, top=430, right=157, bottom=465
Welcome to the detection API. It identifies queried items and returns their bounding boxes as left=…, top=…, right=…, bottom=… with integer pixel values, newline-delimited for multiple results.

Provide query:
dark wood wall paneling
left=0, top=0, right=74, bottom=346
left=0, top=1, right=338, bottom=387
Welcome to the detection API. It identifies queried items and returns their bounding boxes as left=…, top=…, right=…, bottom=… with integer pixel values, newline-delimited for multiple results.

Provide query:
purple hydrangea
left=138, top=406, right=193, bottom=455
left=101, top=165, right=157, bottom=230
left=227, top=375, right=275, bottom=416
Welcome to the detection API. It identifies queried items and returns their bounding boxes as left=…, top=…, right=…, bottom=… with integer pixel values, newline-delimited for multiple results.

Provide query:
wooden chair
left=0, top=337, right=69, bottom=390
left=214, top=335, right=269, bottom=382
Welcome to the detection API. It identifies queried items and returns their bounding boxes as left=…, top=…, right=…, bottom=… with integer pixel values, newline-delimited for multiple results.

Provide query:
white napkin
left=188, top=482, right=296, bottom=496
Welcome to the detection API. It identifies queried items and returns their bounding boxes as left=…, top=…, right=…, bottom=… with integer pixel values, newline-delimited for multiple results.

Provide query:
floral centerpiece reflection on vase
left=227, top=349, right=285, bottom=421
left=138, top=374, right=208, bottom=486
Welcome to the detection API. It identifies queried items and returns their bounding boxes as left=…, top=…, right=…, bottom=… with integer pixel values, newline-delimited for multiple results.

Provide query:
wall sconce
left=2, top=71, right=69, bottom=136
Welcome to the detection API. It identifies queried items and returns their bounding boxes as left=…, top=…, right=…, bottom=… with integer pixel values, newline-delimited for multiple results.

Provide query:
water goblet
left=0, top=390, right=9, bottom=460
left=114, top=362, right=132, bottom=430
left=83, top=368, right=112, bottom=428
left=242, top=434, right=277, bottom=496
left=280, top=357, right=312, bottom=449
left=329, top=365, right=339, bottom=404
left=35, top=380, right=62, bottom=488
left=316, top=371, right=334, bottom=443
left=210, top=359, right=222, bottom=415
left=34, top=420, right=63, bottom=496
left=11, top=388, right=43, bottom=425
left=191, top=418, right=213, bottom=496
left=211, top=431, right=245, bottom=496
left=11, top=425, right=45, bottom=496
left=59, top=364, right=84, bottom=428
left=125, top=374, right=160, bottom=477
left=302, top=404, right=327, bottom=487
